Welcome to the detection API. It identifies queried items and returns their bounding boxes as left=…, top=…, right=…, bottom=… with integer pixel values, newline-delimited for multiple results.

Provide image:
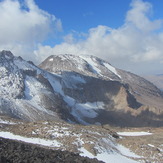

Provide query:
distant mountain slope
left=0, top=51, right=163, bottom=127
left=144, top=74, right=163, bottom=91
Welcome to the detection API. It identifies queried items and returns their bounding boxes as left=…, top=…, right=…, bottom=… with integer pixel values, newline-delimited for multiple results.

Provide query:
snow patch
left=117, top=144, right=141, bottom=158
left=79, top=136, right=141, bottom=163
left=49, top=58, right=53, bottom=61
left=117, top=131, right=152, bottom=136
left=45, top=73, right=64, bottom=95
left=0, top=131, right=61, bottom=147
left=80, top=146, right=139, bottom=163
left=148, top=144, right=155, bottom=148
left=74, top=102, right=104, bottom=118
left=69, top=101, right=104, bottom=124
left=64, top=96, right=75, bottom=107
left=0, top=119, right=16, bottom=125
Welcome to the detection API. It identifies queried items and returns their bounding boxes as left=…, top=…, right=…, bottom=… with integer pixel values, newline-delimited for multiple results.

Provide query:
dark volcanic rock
left=0, top=137, right=103, bottom=163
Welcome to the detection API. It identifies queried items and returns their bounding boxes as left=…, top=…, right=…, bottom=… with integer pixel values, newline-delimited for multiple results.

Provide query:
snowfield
left=80, top=149, right=139, bottom=163
left=117, top=131, right=153, bottom=136
left=79, top=141, right=140, bottom=163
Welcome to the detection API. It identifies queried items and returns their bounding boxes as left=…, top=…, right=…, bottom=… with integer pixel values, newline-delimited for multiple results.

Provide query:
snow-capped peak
left=0, top=50, right=14, bottom=60
left=39, top=54, right=121, bottom=80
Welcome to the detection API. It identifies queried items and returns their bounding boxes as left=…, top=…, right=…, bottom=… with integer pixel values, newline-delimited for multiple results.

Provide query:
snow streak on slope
left=80, top=148, right=139, bottom=163
left=80, top=56, right=102, bottom=75
left=103, top=62, right=121, bottom=79
left=79, top=136, right=140, bottom=163
left=80, top=55, right=121, bottom=79
left=0, top=119, right=16, bottom=125
left=0, top=131, right=60, bottom=147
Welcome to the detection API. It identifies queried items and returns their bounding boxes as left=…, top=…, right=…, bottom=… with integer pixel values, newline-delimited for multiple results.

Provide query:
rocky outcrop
left=0, top=137, right=102, bottom=163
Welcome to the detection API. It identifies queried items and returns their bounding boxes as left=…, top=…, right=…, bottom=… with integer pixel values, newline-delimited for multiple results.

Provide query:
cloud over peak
left=35, top=0, right=163, bottom=74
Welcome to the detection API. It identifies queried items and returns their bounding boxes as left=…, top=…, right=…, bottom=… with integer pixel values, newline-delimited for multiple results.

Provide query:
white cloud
left=35, top=0, right=163, bottom=74
left=126, top=0, right=162, bottom=32
left=0, top=0, right=62, bottom=61
left=0, top=0, right=162, bottom=74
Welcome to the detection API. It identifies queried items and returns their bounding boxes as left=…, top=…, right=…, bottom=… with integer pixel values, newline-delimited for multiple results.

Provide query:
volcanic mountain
left=0, top=51, right=163, bottom=127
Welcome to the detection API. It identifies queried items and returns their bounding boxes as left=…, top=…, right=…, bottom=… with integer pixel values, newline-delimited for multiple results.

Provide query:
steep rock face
left=116, top=70, right=163, bottom=115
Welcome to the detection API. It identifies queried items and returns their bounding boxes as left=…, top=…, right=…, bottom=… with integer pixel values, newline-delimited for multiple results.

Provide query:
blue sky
left=34, top=0, right=163, bottom=32
left=35, top=0, right=163, bottom=37
left=35, top=0, right=131, bottom=33
left=0, top=0, right=163, bottom=75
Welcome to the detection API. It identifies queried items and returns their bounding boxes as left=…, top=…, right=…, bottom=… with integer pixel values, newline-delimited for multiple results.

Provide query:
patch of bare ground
left=116, top=127, right=163, bottom=163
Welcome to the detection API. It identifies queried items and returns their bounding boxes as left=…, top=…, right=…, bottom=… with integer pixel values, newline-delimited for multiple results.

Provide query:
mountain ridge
left=0, top=51, right=163, bottom=127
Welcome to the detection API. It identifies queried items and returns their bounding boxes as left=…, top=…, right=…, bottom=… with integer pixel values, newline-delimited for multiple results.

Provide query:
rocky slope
left=0, top=51, right=163, bottom=126
left=1, top=120, right=162, bottom=163
left=0, top=121, right=142, bottom=163
left=0, top=137, right=101, bottom=163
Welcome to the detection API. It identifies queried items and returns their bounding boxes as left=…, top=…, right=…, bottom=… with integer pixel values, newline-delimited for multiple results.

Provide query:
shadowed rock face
left=0, top=51, right=163, bottom=127
left=0, top=137, right=102, bottom=163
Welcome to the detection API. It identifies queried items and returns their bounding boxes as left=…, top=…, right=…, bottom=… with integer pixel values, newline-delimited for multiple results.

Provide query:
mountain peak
left=39, top=54, right=121, bottom=80
left=0, top=50, right=14, bottom=60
